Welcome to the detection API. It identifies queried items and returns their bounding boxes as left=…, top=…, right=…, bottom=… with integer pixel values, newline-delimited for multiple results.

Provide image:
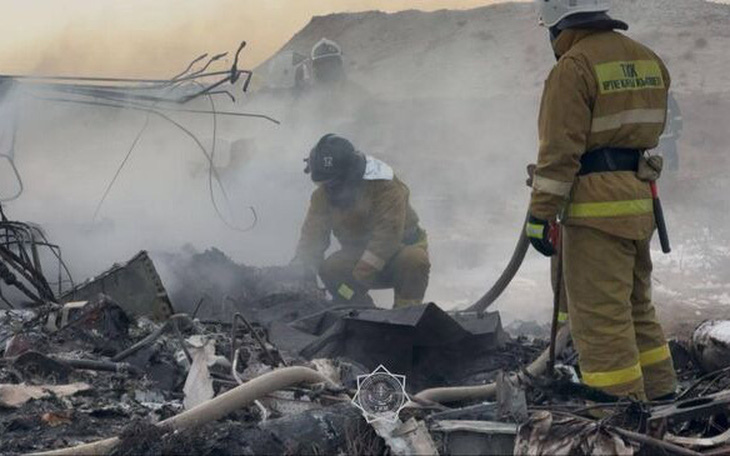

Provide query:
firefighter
left=293, top=134, right=430, bottom=308
left=311, top=38, right=346, bottom=85
left=526, top=0, right=677, bottom=400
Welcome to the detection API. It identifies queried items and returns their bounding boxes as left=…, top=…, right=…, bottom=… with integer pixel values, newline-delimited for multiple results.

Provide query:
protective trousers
left=318, top=245, right=430, bottom=308
left=563, top=225, right=677, bottom=400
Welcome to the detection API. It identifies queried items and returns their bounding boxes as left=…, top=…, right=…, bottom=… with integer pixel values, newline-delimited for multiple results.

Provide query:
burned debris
left=0, top=240, right=729, bottom=455
left=61, top=251, right=173, bottom=322
left=0, top=208, right=73, bottom=308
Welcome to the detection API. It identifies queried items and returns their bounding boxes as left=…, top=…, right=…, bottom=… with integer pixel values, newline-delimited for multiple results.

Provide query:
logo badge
left=351, top=365, right=409, bottom=423
left=323, top=156, right=334, bottom=168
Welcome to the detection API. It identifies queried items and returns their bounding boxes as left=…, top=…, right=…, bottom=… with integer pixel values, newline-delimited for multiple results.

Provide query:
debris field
left=1, top=244, right=730, bottom=456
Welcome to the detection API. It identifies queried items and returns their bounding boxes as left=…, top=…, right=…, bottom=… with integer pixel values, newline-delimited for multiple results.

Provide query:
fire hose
left=27, top=366, right=338, bottom=456
left=451, top=160, right=672, bottom=402
left=466, top=158, right=671, bottom=315
left=465, top=164, right=537, bottom=315
left=465, top=214, right=530, bottom=315
left=414, top=325, right=571, bottom=404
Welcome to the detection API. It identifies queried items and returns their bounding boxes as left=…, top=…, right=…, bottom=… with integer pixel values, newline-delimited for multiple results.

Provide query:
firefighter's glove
left=526, top=215, right=559, bottom=257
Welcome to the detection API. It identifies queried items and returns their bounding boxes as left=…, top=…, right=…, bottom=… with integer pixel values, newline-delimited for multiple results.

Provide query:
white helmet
left=311, top=38, right=342, bottom=62
left=536, top=0, right=612, bottom=28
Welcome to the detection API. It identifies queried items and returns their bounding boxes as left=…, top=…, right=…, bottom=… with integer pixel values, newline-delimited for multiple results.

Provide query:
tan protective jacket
left=295, top=174, right=422, bottom=283
left=530, top=29, right=671, bottom=240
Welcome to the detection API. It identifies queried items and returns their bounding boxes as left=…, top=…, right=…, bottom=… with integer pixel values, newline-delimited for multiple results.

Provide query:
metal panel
left=61, top=251, right=173, bottom=321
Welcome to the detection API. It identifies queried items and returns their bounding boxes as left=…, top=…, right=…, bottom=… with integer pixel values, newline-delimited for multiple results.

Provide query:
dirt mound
left=260, top=0, right=730, bottom=98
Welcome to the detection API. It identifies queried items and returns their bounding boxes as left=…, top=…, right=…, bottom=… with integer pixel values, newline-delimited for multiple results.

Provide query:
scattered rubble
left=154, top=247, right=327, bottom=322
left=514, top=411, right=636, bottom=456
left=0, top=383, right=92, bottom=409
left=1, top=247, right=730, bottom=455
left=279, top=303, right=513, bottom=390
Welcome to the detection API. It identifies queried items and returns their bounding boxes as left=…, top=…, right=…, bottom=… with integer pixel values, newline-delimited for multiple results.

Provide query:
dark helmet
left=305, top=134, right=366, bottom=184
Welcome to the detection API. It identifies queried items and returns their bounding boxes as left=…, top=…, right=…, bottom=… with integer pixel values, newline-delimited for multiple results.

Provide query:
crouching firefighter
left=292, top=134, right=430, bottom=308
left=526, top=0, right=677, bottom=401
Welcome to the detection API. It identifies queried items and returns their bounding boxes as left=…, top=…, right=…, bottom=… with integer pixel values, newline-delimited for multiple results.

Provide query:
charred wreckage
left=2, top=219, right=730, bottom=455
left=1, top=48, right=730, bottom=456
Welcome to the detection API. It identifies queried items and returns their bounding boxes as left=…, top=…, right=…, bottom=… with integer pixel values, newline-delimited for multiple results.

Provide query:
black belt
left=578, top=148, right=642, bottom=176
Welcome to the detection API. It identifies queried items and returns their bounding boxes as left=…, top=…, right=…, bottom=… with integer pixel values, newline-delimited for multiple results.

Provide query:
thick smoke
left=1, top=1, right=729, bottom=331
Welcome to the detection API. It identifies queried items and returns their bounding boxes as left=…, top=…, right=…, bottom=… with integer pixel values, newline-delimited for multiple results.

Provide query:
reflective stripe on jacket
left=530, top=29, right=671, bottom=240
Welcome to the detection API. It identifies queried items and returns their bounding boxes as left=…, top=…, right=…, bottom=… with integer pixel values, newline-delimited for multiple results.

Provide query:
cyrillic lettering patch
left=594, top=60, right=665, bottom=94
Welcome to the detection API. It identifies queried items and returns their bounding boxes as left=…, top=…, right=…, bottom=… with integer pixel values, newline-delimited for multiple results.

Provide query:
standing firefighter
left=527, top=0, right=677, bottom=400
left=293, top=134, right=430, bottom=308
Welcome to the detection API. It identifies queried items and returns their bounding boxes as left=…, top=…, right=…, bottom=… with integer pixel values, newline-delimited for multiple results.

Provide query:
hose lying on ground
left=28, top=366, right=337, bottom=456
left=414, top=325, right=570, bottom=404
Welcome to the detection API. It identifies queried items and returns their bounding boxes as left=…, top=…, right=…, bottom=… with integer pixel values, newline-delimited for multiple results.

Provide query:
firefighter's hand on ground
left=526, top=214, right=558, bottom=257
left=526, top=163, right=537, bottom=187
